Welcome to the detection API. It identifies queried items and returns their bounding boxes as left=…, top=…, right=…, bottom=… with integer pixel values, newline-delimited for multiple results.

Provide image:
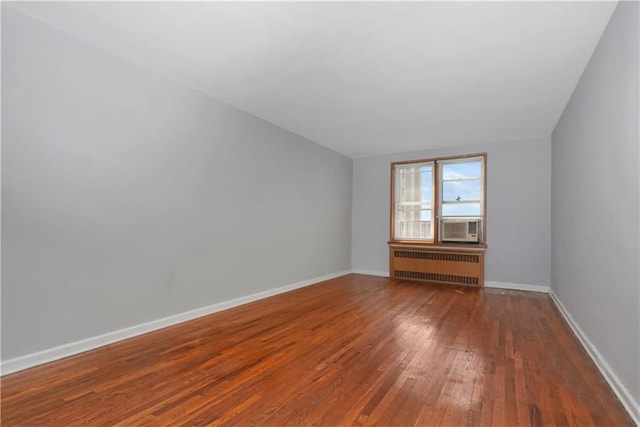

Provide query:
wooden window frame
left=389, top=153, right=487, bottom=248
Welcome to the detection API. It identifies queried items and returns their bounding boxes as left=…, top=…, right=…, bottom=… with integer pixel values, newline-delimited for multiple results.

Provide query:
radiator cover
left=389, top=246, right=485, bottom=287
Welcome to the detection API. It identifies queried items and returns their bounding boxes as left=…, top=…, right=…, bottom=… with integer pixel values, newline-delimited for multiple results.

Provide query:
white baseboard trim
left=351, top=269, right=388, bottom=277
left=1, top=270, right=351, bottom=376
left=485, top=281, right=550, bottom=293
left=549, top=290, right=640, bottom=425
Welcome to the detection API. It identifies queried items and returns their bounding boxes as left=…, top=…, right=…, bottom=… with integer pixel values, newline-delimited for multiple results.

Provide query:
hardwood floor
left=1, top=274, right=633, bottom=426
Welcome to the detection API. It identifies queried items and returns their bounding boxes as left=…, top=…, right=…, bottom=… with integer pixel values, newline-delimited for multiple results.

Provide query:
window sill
left=388, top=240, right=487, bottom=251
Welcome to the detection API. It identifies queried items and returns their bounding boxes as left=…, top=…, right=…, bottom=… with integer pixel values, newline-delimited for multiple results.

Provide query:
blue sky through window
left=420, top=167, right=432, bottom=202
left=442, top=161, right=481, bottom=180
left=420, top=167, right=432, bottom=221
left=443, top=181, right=481, bottom=201
left=441, top=160, right=482, bottom=217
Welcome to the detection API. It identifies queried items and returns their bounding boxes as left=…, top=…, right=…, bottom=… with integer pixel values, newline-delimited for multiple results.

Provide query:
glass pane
left=395, top=162, right=433, bottom=240
left=396, top=205, right=432, bottom=239
left=442, top=180, right=481, bottom=202
left=420, top=168, right=432, bottom=202
left=397, top=164, right=432, bottom=203
left=442, top=203, right=481, bottom=216
left=397, top=205, right=431, bottom=219
left=442, top=160, right=482, bottom=180
left=395, top=219, right=433, bottom=239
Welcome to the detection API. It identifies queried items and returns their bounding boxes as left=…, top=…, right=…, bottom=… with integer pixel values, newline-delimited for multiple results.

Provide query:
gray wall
left=1, top=7, right=352, bottom=360
left=352, top=136, right=551, bottom=287
left=551, top=1, right=639, bottom=405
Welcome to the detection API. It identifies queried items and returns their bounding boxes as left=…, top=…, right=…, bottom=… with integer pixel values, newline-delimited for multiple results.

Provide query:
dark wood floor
left=1, top=274, right=632, bottom=426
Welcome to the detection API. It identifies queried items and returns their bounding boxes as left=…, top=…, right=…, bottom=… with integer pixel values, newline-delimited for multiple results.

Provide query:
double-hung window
left=391, top=154, right=486, bottom=244
left=393, top=162, right=434, bottom=240
left=440, top=157, right=484, bottom=218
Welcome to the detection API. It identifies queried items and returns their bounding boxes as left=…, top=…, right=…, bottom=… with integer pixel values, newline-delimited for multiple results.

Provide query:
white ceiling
left=7, top=1, right=617, bottom=158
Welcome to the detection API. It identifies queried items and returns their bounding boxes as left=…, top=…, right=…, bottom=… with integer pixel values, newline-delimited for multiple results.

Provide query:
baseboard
left=549, top=290, right=640, bottom=425
left=351, top=269, right=388, bottom=277
left=1, top=270, right=351, bottom=376
left=485, top=281, right=550, bottom=293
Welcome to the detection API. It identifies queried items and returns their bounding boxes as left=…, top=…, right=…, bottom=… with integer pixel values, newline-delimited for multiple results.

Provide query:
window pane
left=397, top=205, right=432, bottom=219
left=395, top=220, right=432, bottom=239
left=420, top=169, right=432, bottom=202
left=397, top=165, right=432, bottom=202
left=442, top=160, right=481, bottom=180
left=396, top=205, right=433, bottom=239
left=395, top=162, right=433, bottom=240
left=442, top=180, right=481, bottom=202
left=442, top=203, right=481, bottom=217
left=439, top=156, right=484, bottom=220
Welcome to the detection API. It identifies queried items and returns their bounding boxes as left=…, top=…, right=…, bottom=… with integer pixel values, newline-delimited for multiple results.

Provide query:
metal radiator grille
left=394, top=250, right=479, bottom=263
left=393, top=270, right=479, bottom=286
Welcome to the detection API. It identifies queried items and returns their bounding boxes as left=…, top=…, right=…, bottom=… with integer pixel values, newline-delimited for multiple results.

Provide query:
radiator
left=389, top=246, right=485, bottom=287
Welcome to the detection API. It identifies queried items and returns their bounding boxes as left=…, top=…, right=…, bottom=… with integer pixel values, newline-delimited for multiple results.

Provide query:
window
left=440, top=157, right=483, bottom=218
left=394, top=162, right=434, bottom=240
left=391, top=154, right=486, bottom=244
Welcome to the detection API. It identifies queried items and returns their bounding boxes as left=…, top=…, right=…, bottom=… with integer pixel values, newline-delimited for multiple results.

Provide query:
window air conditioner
left=441, top=218, right=481, bottom=243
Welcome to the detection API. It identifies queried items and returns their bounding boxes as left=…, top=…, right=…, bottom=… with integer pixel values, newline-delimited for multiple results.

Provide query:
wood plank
left=1, top=274, right=633, bottom=426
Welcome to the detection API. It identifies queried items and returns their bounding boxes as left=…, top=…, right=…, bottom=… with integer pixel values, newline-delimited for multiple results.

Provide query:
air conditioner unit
left=441, top=218, right=481, bottom=243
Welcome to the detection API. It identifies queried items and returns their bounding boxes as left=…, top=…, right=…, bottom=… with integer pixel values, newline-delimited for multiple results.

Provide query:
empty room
left=1, top=1, right=638, bottom=425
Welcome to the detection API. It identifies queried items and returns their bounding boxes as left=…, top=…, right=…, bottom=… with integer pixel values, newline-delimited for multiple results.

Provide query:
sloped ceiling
left=6, top=1, right=617, bottom=157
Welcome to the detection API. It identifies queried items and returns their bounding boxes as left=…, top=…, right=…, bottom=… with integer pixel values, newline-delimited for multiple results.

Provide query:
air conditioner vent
left=441, top=218, right=481, bottom=243
left=442, top=222, right=469, bottom=239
